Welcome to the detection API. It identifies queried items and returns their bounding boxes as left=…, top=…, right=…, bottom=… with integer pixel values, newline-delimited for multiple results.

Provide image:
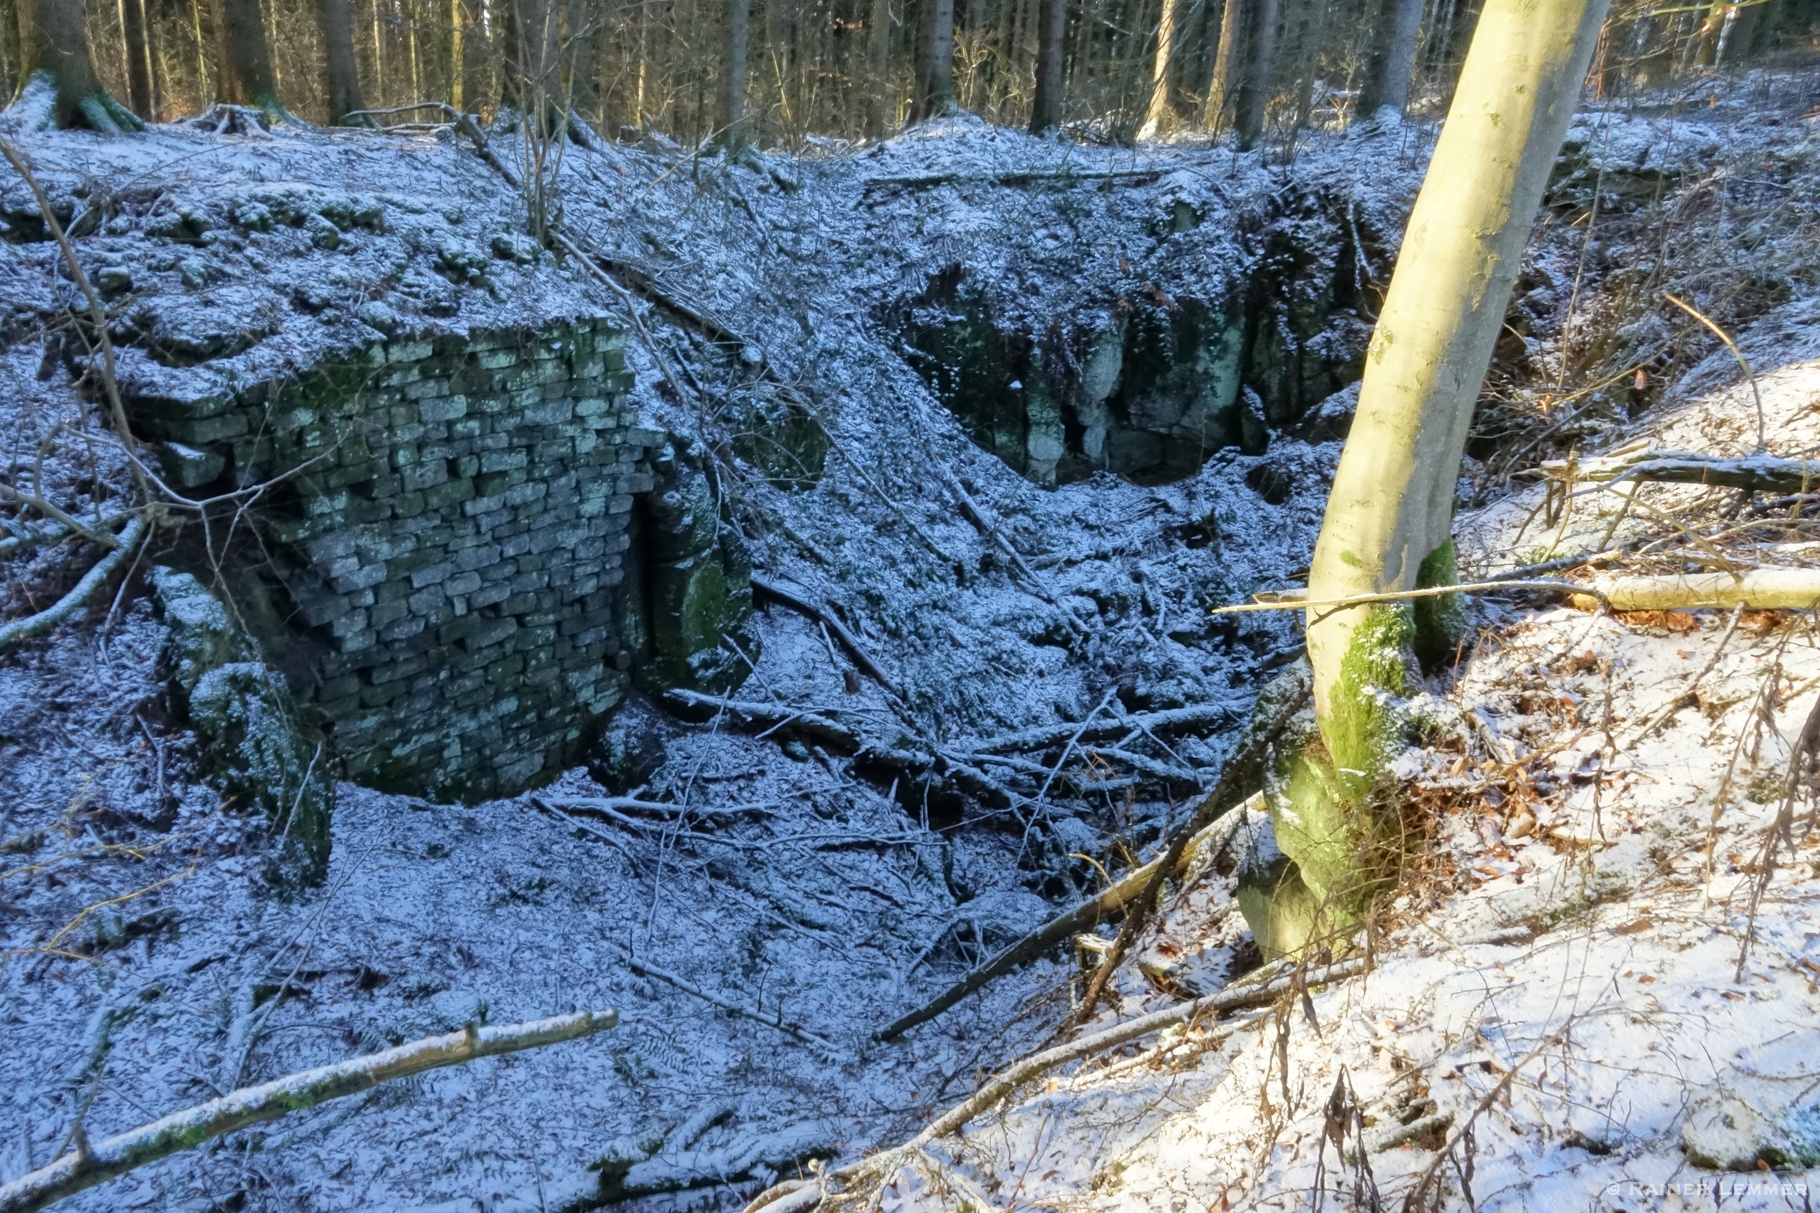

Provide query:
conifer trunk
left=1357, top=0, right=1424, bottom=119
left=1203, top=0, right=1242, bottom=129
left=1232, top=0, right=1277, bottom=148
left=120, top=0, right=156, bottom=117
left=1030, top=0, right=1064, bottom=132
left=319, top=0, right=365, bottom=122
left=913, top=0, right=955, bottom=120
left=722, top=0, right=751, bottom=146
left=1139, top=0, right=1180, bottom=137
left=12, top=0, right=145, bottom=129
left=216, top=0, right=284, bottom=115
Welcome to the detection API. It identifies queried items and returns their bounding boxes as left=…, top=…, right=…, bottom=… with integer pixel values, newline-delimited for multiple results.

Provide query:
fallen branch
left=544, top=795, right=774, bottom=823
left=967, top=703, right=1237, bottom=754
left=0, top=1010, right=617, bottom=1213
left=876, top=799, right=1264, bottom=1042
left=615, top=947, right=837, bottom=1055
left=777, top=957, right=1367, bottom=1213
left=0, top=515, right=148, bottom=653
left=1573, top=568, right=1820, bottom=612
left=1209, top=578, right=1603, bottom=616
left=862, top=168, right=1167, bottom=192
left=1542, top=446, right=1818, bottom=495
left=751, top=576, right=899, bottom=695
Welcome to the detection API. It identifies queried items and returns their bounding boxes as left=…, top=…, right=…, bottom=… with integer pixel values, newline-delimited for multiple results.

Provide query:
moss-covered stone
left=1413, top=539, right=1467, bottom=670
left=152, top=569, right=333, bottom=890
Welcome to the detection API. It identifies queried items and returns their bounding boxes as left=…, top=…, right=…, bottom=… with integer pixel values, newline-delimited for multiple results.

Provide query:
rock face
left=131, top=319, right=751, bottom=802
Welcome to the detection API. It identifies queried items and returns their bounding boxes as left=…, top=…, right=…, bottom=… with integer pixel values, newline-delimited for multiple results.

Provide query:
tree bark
left=1138, top=0, right=1180, bottom=138
left=318, top=0, right=365, bottom=122
left=1291, top=0, right=1610, bottom=919
left=215, top=0, right=284, bottom=115
left=913, top=0, right=955, bottom=120
left=11, top=0, right=144, bottom=129
left=869, top=0, right=895, bottom=132
left=1029, top=0, right=1064, bottom=132
left=119, top=0, right=155, bottom=117
left=1357, top=0, right=1424, bottom=119
left=1202, top=0, right=1242, bottom=130
left=721, top=0, right=751, bottom=146
left=1232, top=0, right=1277, bottom=148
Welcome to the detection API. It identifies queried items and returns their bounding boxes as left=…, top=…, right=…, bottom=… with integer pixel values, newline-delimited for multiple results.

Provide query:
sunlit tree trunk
left=1357, top=0, right=1423, bottom=119
left=1203, top=0, right=1241, bottom=129
left=450, top=0, right=465, bottom=108
left=11, top=0, right=145, bottom=129
left=1138, top=0, right=1180, bottom=138
left=1283, top=0, right=1611, bottom=925
left=319, top=0, right=365, bottom=121
left=1029, top=0, right=1064, bottom=131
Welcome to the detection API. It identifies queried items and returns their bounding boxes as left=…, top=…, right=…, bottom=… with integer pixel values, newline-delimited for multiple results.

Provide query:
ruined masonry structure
left=128, top=317, right=664, bottom=801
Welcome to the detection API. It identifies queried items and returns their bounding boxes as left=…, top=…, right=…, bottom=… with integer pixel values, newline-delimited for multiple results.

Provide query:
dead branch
left=751, top=576, right=899, bottom=695
left=614, top=946, right=836, bottom=1054
left=782, top=957, right=1367, bottom=1213
left=1210, top=578, right=1603, bottom=616
left=967, top=703, right=1236, bottom=754
left=0, top=515, right=149, bottom=653
left=876, top=799, right=1265, bottom=1042
left=1572, top=568, right=1820, bottom=612
left=1072, top=674, right=1310, bottom=1025
left=543, top=795, right=774, bottom=823
left=0, top=1010, right=617, bottom=1213
left=1543, top=446, right=1818, bottom=495
left=862, top=168, right=1167, bottom=193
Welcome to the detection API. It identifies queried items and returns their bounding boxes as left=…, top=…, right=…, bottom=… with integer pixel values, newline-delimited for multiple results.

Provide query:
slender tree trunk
left=567, top=0, right=599, bottom=122
left=721, top=0, right=750, bottom=145
left=119, top=0, right=156, bottom=116
left=1232, top=0, right=1276, bottom=148
left=869, top=0, right=894, bottom=133
left=216, top=0, right=284, bottom=114
left=1717, top=2, right=1762, bottom=64
left=1203, top=0, right=1241, bottom=129
left=1356, top=0, right=1423, bottom=119
left=319, top=0, right=365, bottom=121
left=450, top=0, right=464, bottom=108
left=13, top=0, right=144, bottom=128
left=1283, top=0, right=1611, bottom=928
left=1138, top=0, right=1180, bottom=137
left=1029, top=0, right=1063, bottom=131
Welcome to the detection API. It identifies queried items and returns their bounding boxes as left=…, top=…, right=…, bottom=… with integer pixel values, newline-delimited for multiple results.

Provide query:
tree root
left=0, top=1010, right=617, bottom=1213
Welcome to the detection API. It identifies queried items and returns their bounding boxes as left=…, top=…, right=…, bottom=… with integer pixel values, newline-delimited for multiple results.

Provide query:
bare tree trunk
left=450, top=0, right=464, bottom=108
left=913, top=0, right=955, bottom=119
left=11, top=0, right=144, bottom=128
left=721, top=0, right=750, bottom=146
left=216, top=0, right=284, bottom=114
left=1138, top=0, right=1180, bottom=137
left=567, top=0, right=599, bottom=122
left=1232, top=0, right=1277, bottom=148
left=1029, top=0, right=1063, bottom=131
left=1283, top=0, right=1611, bottom=941
left=870, top=0, right=894, bottom=133
left=119, top=0, right=155, bottom=116
left=1357, top=0, right=1423, bottom=119
left=1203, top=0, right=1241, bottom=129
left=319, top=0, right=364, bottom=121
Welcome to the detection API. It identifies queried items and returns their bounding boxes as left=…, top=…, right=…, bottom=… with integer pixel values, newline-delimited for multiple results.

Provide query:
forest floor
left=0, top=68, right=1817, bottom=1213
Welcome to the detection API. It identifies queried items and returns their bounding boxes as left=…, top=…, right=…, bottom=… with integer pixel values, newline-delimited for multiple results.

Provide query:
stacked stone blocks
left=129, top=317, right=664, bottom=800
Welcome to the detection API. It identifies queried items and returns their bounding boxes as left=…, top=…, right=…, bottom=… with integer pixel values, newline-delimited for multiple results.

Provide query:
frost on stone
left=152, top=568, right=333, bottom=888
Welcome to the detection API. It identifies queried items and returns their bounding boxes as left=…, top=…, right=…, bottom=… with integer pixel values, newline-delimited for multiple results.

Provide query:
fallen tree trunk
left=1545, top=446, right=1820, bottom=495
left=0, top=1010, right=617, bottom=1213
left=965, top=703, right=1238, bottom=753
left=1574, top=568, right=1820, bottom=612
left=750, top=576, right=899, bottom=695
left=876, top=799, right=1263, bottom=1041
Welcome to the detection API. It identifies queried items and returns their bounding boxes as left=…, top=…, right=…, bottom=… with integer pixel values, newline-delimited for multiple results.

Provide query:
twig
left=1664, top=294, right=1765, bottom=452
left=0, top=1011, right=617, bottom=1213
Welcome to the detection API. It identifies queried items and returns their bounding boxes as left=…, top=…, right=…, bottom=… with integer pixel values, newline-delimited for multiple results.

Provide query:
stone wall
left=128, top=317, right=675, bottom=801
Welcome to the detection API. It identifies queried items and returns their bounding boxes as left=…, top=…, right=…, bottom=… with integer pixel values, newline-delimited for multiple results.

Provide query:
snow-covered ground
left=2, top=68, right=1818, bottom=1213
